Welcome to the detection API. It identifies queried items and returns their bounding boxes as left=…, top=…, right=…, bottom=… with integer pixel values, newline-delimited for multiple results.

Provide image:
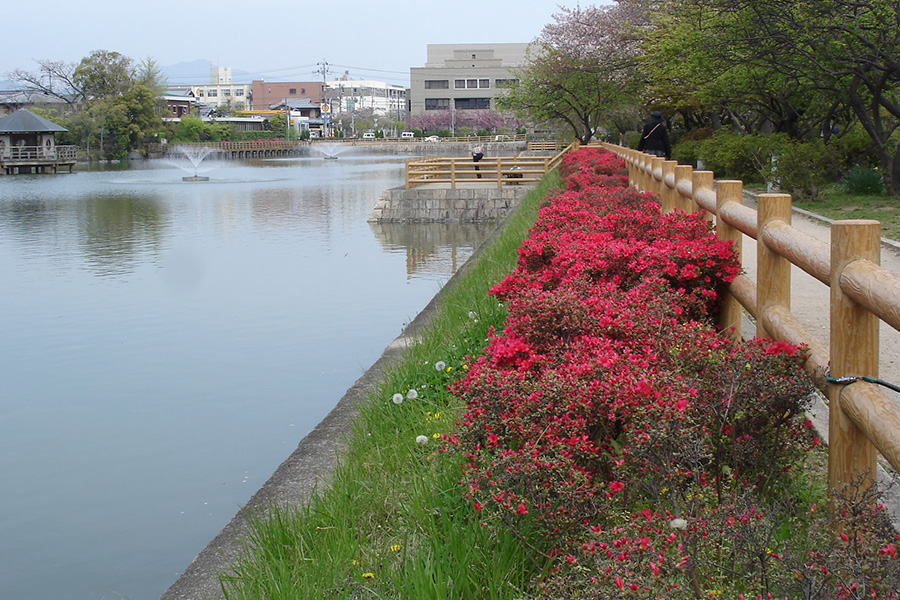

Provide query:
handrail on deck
left=599, top=141, right=900, bottom=514
left=405, top=141, right=576, bottom=189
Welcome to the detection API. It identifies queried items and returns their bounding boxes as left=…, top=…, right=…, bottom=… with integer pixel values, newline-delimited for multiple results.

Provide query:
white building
left=408, top=43, right=529, bottom=117
left=169, top=67, right=252, bottom=112
left=324, top=78, right=406, bottom=122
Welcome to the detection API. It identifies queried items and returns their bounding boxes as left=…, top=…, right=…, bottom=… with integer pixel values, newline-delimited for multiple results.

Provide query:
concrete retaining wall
left=368, top=185, right=533, bottom=223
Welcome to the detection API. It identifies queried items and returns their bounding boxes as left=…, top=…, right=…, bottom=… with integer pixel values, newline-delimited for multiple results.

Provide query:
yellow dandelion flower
left=362, top=572, right=375, bottom=579
left=390, top=544, right=401, bottom=552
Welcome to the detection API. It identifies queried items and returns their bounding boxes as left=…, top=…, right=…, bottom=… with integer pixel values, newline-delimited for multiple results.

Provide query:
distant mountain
left=160, top=60, right=214, bottom=87
left=161, top=60, right=259, bottom=87
left=0, top=79, right=19, bottom=90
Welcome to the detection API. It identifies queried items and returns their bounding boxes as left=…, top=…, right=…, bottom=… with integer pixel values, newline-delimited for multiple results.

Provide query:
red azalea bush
left=444, top=148, right=899, bottom=598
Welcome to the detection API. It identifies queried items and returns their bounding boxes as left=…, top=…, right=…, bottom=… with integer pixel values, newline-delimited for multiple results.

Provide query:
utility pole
left=316, top=60, right=330, bottom=137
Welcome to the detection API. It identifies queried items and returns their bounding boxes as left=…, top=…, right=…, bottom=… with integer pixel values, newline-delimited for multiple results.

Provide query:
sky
left=2, top=0, right=570, bottom=88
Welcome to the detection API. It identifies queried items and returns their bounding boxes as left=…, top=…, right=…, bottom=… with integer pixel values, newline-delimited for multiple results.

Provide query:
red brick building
left=251, top=81, right=324, bottom=110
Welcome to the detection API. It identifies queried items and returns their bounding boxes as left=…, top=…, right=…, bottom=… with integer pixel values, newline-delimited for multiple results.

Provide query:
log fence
left=600, top=142, right=900, bottom=510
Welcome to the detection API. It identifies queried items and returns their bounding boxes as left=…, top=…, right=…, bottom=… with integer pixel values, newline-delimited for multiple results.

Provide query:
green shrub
left=621, top=130, right=641, bottom=150
left=843, top=166, right=885, bottom=195
left=829, top=123, right=878, bottom=170
left=697, top=132, right=789, bottom=184
left=775, top=139, right=842, bottom=201
left=672, top=138, right=703, bottom=167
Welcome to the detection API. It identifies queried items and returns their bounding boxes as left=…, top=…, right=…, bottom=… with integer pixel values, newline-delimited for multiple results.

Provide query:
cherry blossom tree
left=499, top=2, right=648, bottom=143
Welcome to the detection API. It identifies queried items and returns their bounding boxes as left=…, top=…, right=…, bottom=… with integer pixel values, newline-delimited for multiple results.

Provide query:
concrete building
left=408, top=43, right=529, bottom=117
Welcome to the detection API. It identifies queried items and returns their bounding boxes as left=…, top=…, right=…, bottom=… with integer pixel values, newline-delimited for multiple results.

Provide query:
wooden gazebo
left=0, top=109, right=77, bottom=174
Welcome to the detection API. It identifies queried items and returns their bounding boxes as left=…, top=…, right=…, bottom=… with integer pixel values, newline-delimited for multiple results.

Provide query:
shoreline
left=160, top=189, right=518, bottom=600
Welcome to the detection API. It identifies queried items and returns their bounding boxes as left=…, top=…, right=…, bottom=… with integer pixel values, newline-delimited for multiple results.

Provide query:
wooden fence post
left=674, top=165, right=693, bottom=213
left=756, top=193, right=792, bottom=338
left=626, top=149, right=636, bottom=188
left=692, top=171, right=715, bottom=220
left=661, top=160, right=676, bottom=214
left=829, top=220, right=880, bottom=511
left=636, top=152, right=647, bottom=191
left=716, top=180, right=744, bottom=342
left=651, top=157, right=665, bottom=198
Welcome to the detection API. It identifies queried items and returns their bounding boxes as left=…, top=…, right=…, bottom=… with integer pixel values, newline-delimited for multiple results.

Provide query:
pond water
left=0, top=154, right=494, bottom=600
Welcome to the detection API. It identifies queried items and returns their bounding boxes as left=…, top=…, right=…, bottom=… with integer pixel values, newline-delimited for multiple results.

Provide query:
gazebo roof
left=0, top=108, right=68, bottom=134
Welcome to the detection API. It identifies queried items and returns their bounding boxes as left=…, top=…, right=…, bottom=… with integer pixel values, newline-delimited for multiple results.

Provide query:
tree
left=100, top=83, right=162, bottom=159
left=499, top=3, right=646, bottom=143
left=639, top=0, right=840, bottom=138
left=688, top=0, right=900, bottom=193
left=409, top=110, right=452, bottom=133
left=7, top=59, right=82, bottom=105
left=74, top=50, right=135, bottom=101
left=134, top=57, right=167, bottom=96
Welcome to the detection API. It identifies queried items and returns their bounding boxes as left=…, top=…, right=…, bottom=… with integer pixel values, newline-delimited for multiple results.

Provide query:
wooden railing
left=600, top=142, right=900, bottom=509
left=146, top=140, right=306, bottom=155
left=322, top=133, right=529, bottom=144
left=1, top=145, right=78, bottom=162
left=405, top=142, right=576, bottom=189
left=527, top=140, right=561, bottom=152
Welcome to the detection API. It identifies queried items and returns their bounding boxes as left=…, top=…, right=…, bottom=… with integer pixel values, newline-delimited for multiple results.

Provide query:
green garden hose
left=825, top=373, right=900, bottom=395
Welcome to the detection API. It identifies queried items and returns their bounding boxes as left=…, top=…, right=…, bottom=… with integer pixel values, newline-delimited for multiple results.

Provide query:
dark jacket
left=637, top=113, right=671, bottom=159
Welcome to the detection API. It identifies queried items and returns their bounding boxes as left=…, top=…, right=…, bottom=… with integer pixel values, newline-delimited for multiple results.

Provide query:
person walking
left=637, top=111, right=671, bottom=160
left=472, top=145, right=484, bottom=179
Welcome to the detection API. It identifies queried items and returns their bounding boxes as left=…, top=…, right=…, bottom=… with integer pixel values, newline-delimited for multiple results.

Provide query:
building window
left=425, top=98, right=450, bottom=110
left=223, top=89, right=231, bottom=96
left=207, top=89, right=217, bottom=97
left=455, top=79, right=488, bottom=90
left=424, top=80, right=449, bottom=89
left=235, top=89, right=244, bottom=96
left=495, top=79, right=519, bottom=87
left=197, top=90, right=204, bottom=96
left=455, top=98, right=491, bottom=110
left=289, top=88, right=297, bottom=95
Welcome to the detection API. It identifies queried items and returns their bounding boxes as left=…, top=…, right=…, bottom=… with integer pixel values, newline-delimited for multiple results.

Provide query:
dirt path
left=737, top=196, right=900, bottom=524
left=738, top=197, right=900, bottom=383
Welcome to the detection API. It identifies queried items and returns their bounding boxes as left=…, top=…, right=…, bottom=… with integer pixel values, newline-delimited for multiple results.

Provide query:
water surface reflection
left=0, top=156, right=495, bottom=600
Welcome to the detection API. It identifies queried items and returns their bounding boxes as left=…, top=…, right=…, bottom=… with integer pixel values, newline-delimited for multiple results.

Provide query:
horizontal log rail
left=600, top=141, right=900, bottom=513
left=405, top=141, right=576, bottom=189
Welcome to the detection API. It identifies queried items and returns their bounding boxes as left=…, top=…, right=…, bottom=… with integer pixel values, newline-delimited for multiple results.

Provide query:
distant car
left=400, top=131, right=416, bottom=139
left=424, top=135, right=441, bottom=142
left=494, top=134, right=513, bottom=141
left=362, top=132, right=376, bottom=139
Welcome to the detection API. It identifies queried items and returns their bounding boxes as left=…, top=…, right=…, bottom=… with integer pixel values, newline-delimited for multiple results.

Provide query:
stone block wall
left=368, top=186, right=531, bottom=223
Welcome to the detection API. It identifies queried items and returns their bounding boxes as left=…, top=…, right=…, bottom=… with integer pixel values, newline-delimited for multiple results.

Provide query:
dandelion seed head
left=392, top=393, right=403, bottom=404
left=416, top=435, right=428, bottom=445
left=406, top=389, right=418, bottom=400
left=434, top=361, right=446, bottom=371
